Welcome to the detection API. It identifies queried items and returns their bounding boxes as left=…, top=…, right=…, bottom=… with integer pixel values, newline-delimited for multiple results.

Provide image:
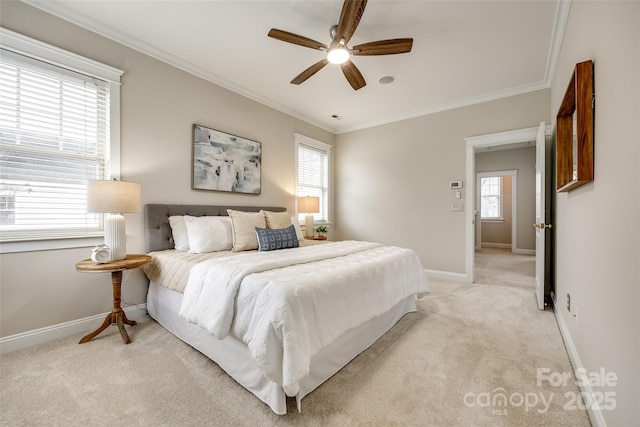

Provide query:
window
left=480, top=176, right=502, bottom=219
left=295, top=134, right=331, bottom=224
left=0, top=195, right=15, bottom=224
left=0, top=28, right=122, bottom=245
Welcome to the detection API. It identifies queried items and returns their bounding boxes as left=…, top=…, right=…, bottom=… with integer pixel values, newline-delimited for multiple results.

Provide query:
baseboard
left=480, top=242, right=512, bottom=248
left=513, top=248, right=535, bottom=255
left=480, top=243, right=535, bottom=255
left=553, top=305, right=607, bottom=427
left=424, top=269, right=470, bottom=283
left=0, top=304, right=147, bottom=354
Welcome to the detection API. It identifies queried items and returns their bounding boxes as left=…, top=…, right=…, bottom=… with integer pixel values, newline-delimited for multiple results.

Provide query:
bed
left=143, top=203, right=429, bottom=414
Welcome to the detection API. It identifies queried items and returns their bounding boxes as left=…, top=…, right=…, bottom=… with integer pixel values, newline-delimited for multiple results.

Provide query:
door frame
left=464, top=125, right=551, bottom=283
left=475, top=170, right=518, bottom=252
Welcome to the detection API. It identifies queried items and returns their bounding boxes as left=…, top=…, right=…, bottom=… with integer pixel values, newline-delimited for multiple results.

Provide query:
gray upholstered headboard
left=144, top=204, right=287, bottom=253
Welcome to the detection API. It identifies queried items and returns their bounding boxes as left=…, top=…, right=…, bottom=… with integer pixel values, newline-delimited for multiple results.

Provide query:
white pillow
left=168, top=216, right=190, bottom=252
left=290, top=216, right=304, bottom=241
left=183, top=215, right=233, bottom=253
left=227, top=209, right=266, bottom=251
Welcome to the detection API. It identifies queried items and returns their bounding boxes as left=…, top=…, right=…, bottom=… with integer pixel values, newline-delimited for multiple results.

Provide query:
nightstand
left=76, top=254, right=151, bottom=345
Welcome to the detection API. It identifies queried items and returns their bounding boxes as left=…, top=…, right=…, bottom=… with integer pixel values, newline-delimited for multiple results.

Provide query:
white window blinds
left=480, top=176, right=502, bottom=219
left=296, top=134, right=330, bottom=223
left=0, top=49, right=109, bottom=241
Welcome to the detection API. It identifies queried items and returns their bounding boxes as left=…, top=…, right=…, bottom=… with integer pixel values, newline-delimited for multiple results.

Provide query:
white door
left=534, top=122, right=548, bottom=310
left=475, top=182, right=481, bottom=251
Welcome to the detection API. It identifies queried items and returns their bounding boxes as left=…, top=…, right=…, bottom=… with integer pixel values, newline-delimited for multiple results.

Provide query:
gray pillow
left=255, top=224, right=300, bottom=251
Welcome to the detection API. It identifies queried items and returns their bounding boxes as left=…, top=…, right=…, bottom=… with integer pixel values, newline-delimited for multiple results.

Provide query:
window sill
left=301, top=221, right=331, bottom=228
left=0, top=236, right=103, bottom=254
left=481, top=219, right=505, bottom=223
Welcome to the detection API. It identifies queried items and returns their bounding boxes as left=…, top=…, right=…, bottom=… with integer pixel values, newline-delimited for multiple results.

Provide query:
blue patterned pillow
left=255, top=224, right=300, bottom=251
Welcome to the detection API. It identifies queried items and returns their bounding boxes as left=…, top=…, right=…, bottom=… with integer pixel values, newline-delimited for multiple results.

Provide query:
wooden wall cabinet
left=556, top=60, right=594, bottom=192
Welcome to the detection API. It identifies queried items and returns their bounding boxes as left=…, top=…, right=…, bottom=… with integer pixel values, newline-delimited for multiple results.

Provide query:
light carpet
left=0, top=248, right=591, bottom=426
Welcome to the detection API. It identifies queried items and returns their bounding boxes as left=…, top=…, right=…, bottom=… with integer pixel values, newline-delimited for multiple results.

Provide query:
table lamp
left=87, top=180, right=141, bottom=261
left=298, top=196, right=319, bottom=239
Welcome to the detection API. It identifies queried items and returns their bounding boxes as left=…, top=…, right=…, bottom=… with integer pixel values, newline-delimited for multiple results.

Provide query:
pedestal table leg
left=79, top=270, right=136, bottom=344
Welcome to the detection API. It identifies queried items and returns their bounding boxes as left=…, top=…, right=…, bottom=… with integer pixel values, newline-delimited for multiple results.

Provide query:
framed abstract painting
left=192, top=124, right=261, bottom=194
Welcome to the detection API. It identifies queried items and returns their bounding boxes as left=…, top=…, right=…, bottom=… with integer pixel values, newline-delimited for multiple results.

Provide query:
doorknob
left=532, top=223, right=553, bottom=229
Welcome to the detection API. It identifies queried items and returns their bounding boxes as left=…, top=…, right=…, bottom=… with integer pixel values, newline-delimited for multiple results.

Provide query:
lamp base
left=305, top=214, right=315, bottom=239
left=105, top=213, right=127, bottom=261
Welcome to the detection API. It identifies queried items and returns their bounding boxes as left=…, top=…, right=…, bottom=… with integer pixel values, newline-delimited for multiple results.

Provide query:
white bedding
left=179, top=240, right=429, bottom=397
left=146, top=281, right=418, bottom=414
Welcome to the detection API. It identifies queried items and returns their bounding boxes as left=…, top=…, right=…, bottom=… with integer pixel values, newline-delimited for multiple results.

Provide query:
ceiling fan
left=267, top=0, right=413, bottom=90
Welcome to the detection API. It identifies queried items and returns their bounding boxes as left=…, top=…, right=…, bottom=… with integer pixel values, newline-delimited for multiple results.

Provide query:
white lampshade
left=298, top=196, right=319, bottom=214
left=298, top=196, right=320, bottom=239
left=87, top=180, right=141, bottom=262
left=87, top=180, right=141, bottom=213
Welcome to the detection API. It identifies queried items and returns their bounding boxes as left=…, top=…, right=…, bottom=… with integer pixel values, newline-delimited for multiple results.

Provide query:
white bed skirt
left=147, top=281, right=417, bottom=414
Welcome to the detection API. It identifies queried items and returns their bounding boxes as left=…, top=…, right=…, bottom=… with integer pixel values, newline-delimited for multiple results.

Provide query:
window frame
left=294, top=133, right=332, bottom=227
left=0, top=28, right=123, bottom=254
left=480, top=176, right=503, bottom=221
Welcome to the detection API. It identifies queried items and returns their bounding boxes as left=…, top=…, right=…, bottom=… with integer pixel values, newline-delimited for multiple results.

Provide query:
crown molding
left=544, top=0, right=572, bottom=87
left=335, top=80, right=550, bottom=134
left=20, top=0, right=335, bottom=133
left=336, top=0, right=570, bottom=134
left=22, top=0, right=570, bottom=135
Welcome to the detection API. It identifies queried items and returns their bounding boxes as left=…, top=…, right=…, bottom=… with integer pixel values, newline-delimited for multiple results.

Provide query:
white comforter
left=179, top=241, right=428, bottom=396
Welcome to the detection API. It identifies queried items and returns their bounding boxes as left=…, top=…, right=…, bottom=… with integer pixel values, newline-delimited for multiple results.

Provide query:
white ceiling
left=24, top=0, right=566, bottom=134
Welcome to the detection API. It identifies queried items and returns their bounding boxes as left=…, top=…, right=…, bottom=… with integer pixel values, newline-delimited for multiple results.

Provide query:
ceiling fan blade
left=291, top=59, right=330, bottom=85
left=340, top=60, right=366, bottom=90
left=352, top=38, right=414, bottom=56
left=337, top=0, right=367, bottom=44
left=268, top=29, right=327, bottom=50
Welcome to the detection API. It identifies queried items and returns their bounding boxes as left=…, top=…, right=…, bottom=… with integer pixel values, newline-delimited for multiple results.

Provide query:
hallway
left=475, top=247, right=535, bottom=290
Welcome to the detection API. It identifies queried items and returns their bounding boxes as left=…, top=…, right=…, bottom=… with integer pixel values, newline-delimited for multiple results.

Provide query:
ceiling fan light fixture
left=267, top=0, right=413, bottom=89
left=327, top=46, right=350, bottom=64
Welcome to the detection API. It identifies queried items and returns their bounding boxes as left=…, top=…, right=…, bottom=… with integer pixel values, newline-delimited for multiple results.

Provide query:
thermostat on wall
left=450, top=180, right=463, bottom=189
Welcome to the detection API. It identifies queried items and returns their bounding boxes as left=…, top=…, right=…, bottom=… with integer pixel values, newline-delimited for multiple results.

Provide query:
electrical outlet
left=567, top=293, right=571, bottom=312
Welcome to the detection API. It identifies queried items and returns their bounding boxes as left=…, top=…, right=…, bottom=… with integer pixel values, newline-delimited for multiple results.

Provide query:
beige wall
left=334, top=90, right=549, bottom=273
left=0, top=2, right=334, bottom=337
left=476, top=146, right=537, bottom=250
left=551, top=2, right=639, bottom=426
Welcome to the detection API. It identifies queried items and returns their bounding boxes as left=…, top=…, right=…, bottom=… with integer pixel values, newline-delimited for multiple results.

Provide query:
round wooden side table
left=76, top=254, right=151, bottom=345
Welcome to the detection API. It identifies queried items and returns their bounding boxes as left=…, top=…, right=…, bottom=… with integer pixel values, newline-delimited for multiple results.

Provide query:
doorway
left=464, top=125, right=550, bottom=285
left=475, top=170, right=518, bottom=252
